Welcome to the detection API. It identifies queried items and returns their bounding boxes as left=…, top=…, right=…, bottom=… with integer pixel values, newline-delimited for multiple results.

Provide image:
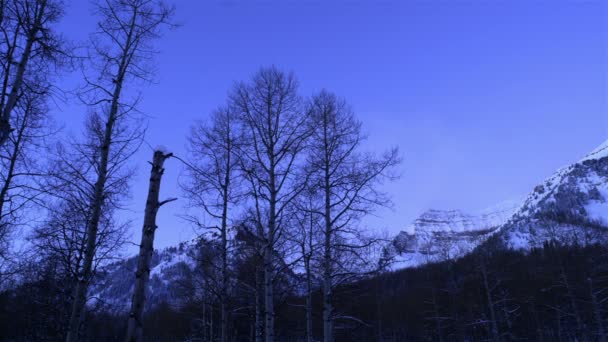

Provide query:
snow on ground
left=585, top=201, right=608, bottom=226
left=149, top=247, right=195, bottom=281
left=585, top=186, right=608, bottom=225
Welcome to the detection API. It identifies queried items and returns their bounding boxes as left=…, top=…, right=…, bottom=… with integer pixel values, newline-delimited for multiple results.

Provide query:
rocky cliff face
left=387, top=202, right=520, bottom=269
left=388, top=140, right=608, bottom=268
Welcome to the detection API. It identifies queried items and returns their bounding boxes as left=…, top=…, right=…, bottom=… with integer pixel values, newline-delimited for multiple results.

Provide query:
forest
left=0, top=0, right=605, bottom=341
left=2, top=237, right=607, bottom=341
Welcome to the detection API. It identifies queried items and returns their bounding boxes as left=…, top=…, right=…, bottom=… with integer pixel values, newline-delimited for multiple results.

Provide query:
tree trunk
left=65, top=8, right=135, bottom=340
left=322, top=242, right=332, bottom=342
left=210, top=304, right=214, bottom=342
left=480, top=264, right=500, bottom=342
left=305, top=256, right=313, bottom=342
left=264, top=244, right=274, bottom=342
left=220, top=157, right=231, bottom=342
left=65, top=104, right=116, bottom=342
left=0, top=112, right=26, bottom=224
left=264, top=156, right=276, bottom=342
left=322, top=152, right=333, bottom=342
left=559, top=263, right=585, bottom=338
left=202, top=301, right=207, bottom=342
left=255, top=264, right=264, bottom=342
left=0, top=0, right=47, bottom=147
left=125, top=150, right=173, bottom=342
left=431, top=288, right=443, bottom=342
left=589, top=278, right=606, bottom=342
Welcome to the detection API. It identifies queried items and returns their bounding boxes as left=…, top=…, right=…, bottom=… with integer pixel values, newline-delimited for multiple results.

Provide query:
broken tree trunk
left=125, top=150, right=175, bottom=342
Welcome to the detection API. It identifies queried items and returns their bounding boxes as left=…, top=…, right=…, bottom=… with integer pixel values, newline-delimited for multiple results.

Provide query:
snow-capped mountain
left=90, top=241, right=198, bottom=313
left=387, top=140, right=608, bottom=268
left=386, top=201, right=520, bottom=269
left=89, top=227, right=300, bottom=313
left=498, top=140, right=608, bottom=249
left=92, top=140, right=608, bottom=310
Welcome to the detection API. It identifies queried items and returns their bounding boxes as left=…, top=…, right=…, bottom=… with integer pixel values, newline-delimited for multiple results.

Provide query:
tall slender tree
left=307, top=90, right=399, bottom=342
left=0, top=0, right=64, bottom=147
left=182, top=106, right=242, bottom=342
left=65, top=1, right=173, bottom=340
left=0, top=88, right=53, bottom=278
left=0, top=0, right=66, bottom=279
left=289, top=189, right=322, bottom=342
left=231, top=66, right=311, bottom=342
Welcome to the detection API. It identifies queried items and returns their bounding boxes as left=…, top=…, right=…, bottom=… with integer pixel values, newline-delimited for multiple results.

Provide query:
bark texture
left=125, top=150, right=173, bottom=342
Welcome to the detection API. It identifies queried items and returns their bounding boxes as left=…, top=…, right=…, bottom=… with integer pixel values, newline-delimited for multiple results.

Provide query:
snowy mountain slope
left=385, top=201, right=520, bottom=269
left=89, top=241, right=197, bottom=313
left=497, top=140, right=608, bottom=249
left=388, top=139, right=608, bottom=268
left=92, top=140, right=608, bottom=306
left=89, top=227, right=301, bottom=313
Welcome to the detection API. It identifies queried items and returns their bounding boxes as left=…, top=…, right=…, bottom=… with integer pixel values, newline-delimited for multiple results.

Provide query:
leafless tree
left=289, top=188, right=322, bottom=342
left=64, top=1, right=173, bottom=340
left=181, top=106, right=242, bottom=342
left=0, top=0, right=66, bottom=284
left=0, top=0, right=65, bottom=147
left=230, top=66, right=311, bottom=342
left=30, top=187, right=129, bottom=293
left=0, top=87, right=54, bottom=282
left=306, top=90, right=399, bottom=342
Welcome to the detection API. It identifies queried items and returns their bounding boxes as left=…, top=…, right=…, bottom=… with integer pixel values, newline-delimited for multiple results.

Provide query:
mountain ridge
left=92, top=139, right=608, bottom=311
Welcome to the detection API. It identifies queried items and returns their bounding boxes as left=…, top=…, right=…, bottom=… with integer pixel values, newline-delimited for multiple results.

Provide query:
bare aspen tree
left=29, top=120, right=132, bottom=326
left=0, top=89, right=52, bottom=277
left=125, top=149, right=175, bottom=342
left=478, top=257, right=501, bottom=342
left=290, top=190, right=322, bottom=342
left=0, top=0, right=64, bottom=147
left=0, top=0, right=65, bottom=278
left=231, top=66, right=311, bottom=342
left=307, top=90, right=399, bottom=342
left=36, top=109, right=135, bottom=339
left=182, top=106, right=242, bottom=342
left=65, top=1, right=173, bottom=341
left=31, top=188, right=129, bottom=300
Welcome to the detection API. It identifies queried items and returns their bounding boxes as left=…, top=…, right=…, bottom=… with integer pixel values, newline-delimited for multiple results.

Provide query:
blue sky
left=53, top=0, right=607, bottom=254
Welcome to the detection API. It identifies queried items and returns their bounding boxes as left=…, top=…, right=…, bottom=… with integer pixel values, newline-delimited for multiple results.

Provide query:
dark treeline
left=0, top=1, right=604, bottom=342
left=1, top=240, right=605, bottom=341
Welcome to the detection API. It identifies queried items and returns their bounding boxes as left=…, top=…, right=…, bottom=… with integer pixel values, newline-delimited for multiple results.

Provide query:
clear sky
left=53, top=0, right=607, bottom=255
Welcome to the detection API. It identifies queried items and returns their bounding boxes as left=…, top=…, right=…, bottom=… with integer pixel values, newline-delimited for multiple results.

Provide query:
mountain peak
left=387, top=138, right=608, bottom=269
left=580, top=139, right=608, bottom=163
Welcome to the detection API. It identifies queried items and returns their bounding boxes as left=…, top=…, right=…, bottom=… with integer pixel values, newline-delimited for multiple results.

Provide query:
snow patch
left=149, top=250, right=194, bottom=280
left=155, top=145, right=170, bottom=154
left=580, top=139, right=608, bottom=162
left=585, top=201, right=608, bottom=225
